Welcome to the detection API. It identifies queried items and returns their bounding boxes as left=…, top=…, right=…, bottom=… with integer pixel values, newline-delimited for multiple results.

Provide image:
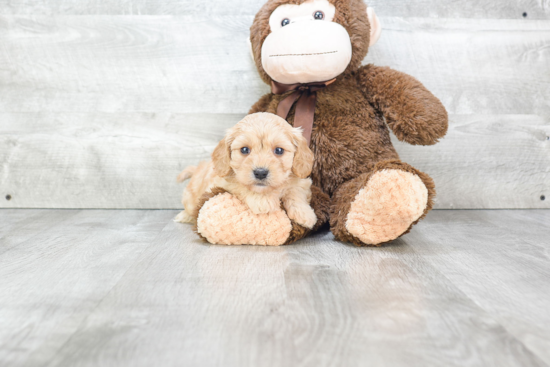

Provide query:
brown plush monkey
left=195, top=0, right=448, bottom=246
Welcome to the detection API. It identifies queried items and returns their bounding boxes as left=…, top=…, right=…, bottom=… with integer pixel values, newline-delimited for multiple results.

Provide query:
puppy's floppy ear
left=212, top=137, right=232, bottom=177
left=290, top=127, right=314, bottom=179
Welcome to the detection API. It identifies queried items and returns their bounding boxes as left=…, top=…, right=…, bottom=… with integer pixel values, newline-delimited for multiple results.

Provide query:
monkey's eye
left=274, top=147, right=284, bottom=155
left=241, top=147, right=250, bottom=155
left=314, top=11, right=324, bottom=20
left=281, top=18, right=290, bottom=27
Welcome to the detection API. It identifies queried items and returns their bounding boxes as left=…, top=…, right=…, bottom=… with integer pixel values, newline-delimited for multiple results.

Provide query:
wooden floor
left=0, top=209, right=549, bottom=367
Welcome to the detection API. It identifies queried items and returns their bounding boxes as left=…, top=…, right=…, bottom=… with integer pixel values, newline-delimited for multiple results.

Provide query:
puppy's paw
left=247, top=196, right=279, bottom=215
left=250, top=206, right=270, bottom=215
left=174, top=210, right=194, bottom=223
left=286, top=205, right=317, bottom=229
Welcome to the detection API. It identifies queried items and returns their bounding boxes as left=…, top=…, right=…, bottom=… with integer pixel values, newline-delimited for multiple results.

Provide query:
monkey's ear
left=247, top=36, right=254, bottom=61
left=367, top=8, right=382, bottom=47
left=212, top=138, right=232, bottom=177
left=291, top=128, right=314, bottom=179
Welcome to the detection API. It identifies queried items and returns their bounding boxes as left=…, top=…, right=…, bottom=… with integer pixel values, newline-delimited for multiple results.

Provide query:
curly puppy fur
left=245, top=0, right=448, bottom=245
left=177, top=112, right=318, bottom=231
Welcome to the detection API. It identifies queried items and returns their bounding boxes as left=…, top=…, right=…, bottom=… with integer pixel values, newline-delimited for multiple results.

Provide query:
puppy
left=175, top=112, right=317, bottom=229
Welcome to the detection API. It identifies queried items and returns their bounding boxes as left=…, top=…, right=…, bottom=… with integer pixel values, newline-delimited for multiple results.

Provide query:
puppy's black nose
left=253, top=168, right=269, bottom=180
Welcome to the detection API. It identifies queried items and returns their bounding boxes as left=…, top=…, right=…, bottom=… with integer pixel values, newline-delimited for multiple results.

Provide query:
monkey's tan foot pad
left=196, top=193, right=292, bottom=246
left=346, top=169, right=428, bottom=245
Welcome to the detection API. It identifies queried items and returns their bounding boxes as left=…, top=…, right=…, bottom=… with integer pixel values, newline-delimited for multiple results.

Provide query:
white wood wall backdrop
left=1, top=0, right=549, bottom=18
left=0, top=1, right=549, bottom=209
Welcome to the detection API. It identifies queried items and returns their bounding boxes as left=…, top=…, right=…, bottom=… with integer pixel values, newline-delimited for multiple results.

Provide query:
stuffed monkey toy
left=194, top=0, right=448, bottom=246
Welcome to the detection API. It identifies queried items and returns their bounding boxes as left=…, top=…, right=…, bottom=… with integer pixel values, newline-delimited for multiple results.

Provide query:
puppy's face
left=212, top=113, right=313, bottom=193
left=230, top=125, right=295, bottom=192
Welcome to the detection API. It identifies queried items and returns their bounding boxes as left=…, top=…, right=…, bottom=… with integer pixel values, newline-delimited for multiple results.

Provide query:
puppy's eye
left=240, top=147, right=250, bottom=155
left=274, top=147, right=284, bottom=155
left=314, top=11, right=324, bottom=20
left=281, top=18, right=290, bottom=27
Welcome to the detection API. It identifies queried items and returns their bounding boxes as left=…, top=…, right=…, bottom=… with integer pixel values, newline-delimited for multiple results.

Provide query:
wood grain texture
left=0, top=16, right=548, bottom=115
left=0, top=209, right=44, bottom=233
left=0, top=15, right=267, bottom=115
left=0, top=0, right=549, bottom=19
left=369, top=0, right=550, bottom=19
left=0, top=209, right=80, bottom=255
left=0, top=209, right=175, bottom=366
left=0, top=15, right=549, bottom=209
left=367, top=18, right=550, bottom=116
left=394, top=114, right=550, bottom=209
left=0, top=112, right=238, bottom=209
left=0, top=209, right=549, bottom=366
left=402, top=210, right=550, bottom=364
left=1, top=113, right=548, bottom=209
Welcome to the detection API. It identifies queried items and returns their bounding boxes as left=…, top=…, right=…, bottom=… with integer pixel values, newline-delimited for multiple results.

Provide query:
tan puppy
left=175, top=112, right=317, bottom=229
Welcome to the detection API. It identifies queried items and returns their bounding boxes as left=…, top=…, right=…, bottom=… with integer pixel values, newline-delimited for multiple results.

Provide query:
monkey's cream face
left=261, top=0, right=352, bottom=84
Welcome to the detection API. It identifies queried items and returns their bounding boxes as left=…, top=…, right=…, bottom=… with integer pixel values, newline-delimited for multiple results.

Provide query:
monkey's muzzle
left=261, top=20, right=352, bottom=85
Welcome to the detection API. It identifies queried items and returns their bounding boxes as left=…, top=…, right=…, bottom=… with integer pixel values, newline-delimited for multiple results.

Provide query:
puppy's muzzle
left=253, top=168, right=269, bottom=180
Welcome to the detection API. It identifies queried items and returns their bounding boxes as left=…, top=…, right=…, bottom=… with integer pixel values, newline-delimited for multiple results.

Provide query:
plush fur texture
left=250, top=0, right=371, bottom=84
left=193, top=185, right=331, bottom=246
left=176, top=113, right=319, bottom=232
left=198, top=0, right=448, bottom=246
left=196, top=190, right=293, bottom=246
left=345, top=170, right=428, bottom=244
left=329, top=160, right=436, bottom=246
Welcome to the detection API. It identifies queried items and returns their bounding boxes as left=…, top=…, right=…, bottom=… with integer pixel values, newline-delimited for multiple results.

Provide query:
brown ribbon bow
left=271, top=78, right=336, bottom=145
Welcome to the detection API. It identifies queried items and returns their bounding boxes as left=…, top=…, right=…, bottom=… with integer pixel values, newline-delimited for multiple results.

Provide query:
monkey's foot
left=331, top=161, right=435, bottom=246
left=347, top=170, right=428, bottom=245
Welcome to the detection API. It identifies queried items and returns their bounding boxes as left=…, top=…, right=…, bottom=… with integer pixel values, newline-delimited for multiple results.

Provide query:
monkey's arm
left=356, top=64, right=448, bottom=145
left=248, top=93, right=274, bottom=114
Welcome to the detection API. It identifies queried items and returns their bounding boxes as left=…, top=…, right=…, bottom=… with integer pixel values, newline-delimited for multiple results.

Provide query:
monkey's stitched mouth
left=269, top=50, right=338, bottom=57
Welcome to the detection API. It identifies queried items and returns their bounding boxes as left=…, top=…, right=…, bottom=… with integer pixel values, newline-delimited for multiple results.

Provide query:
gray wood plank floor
left=0, top=209, right=549, bottom=367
